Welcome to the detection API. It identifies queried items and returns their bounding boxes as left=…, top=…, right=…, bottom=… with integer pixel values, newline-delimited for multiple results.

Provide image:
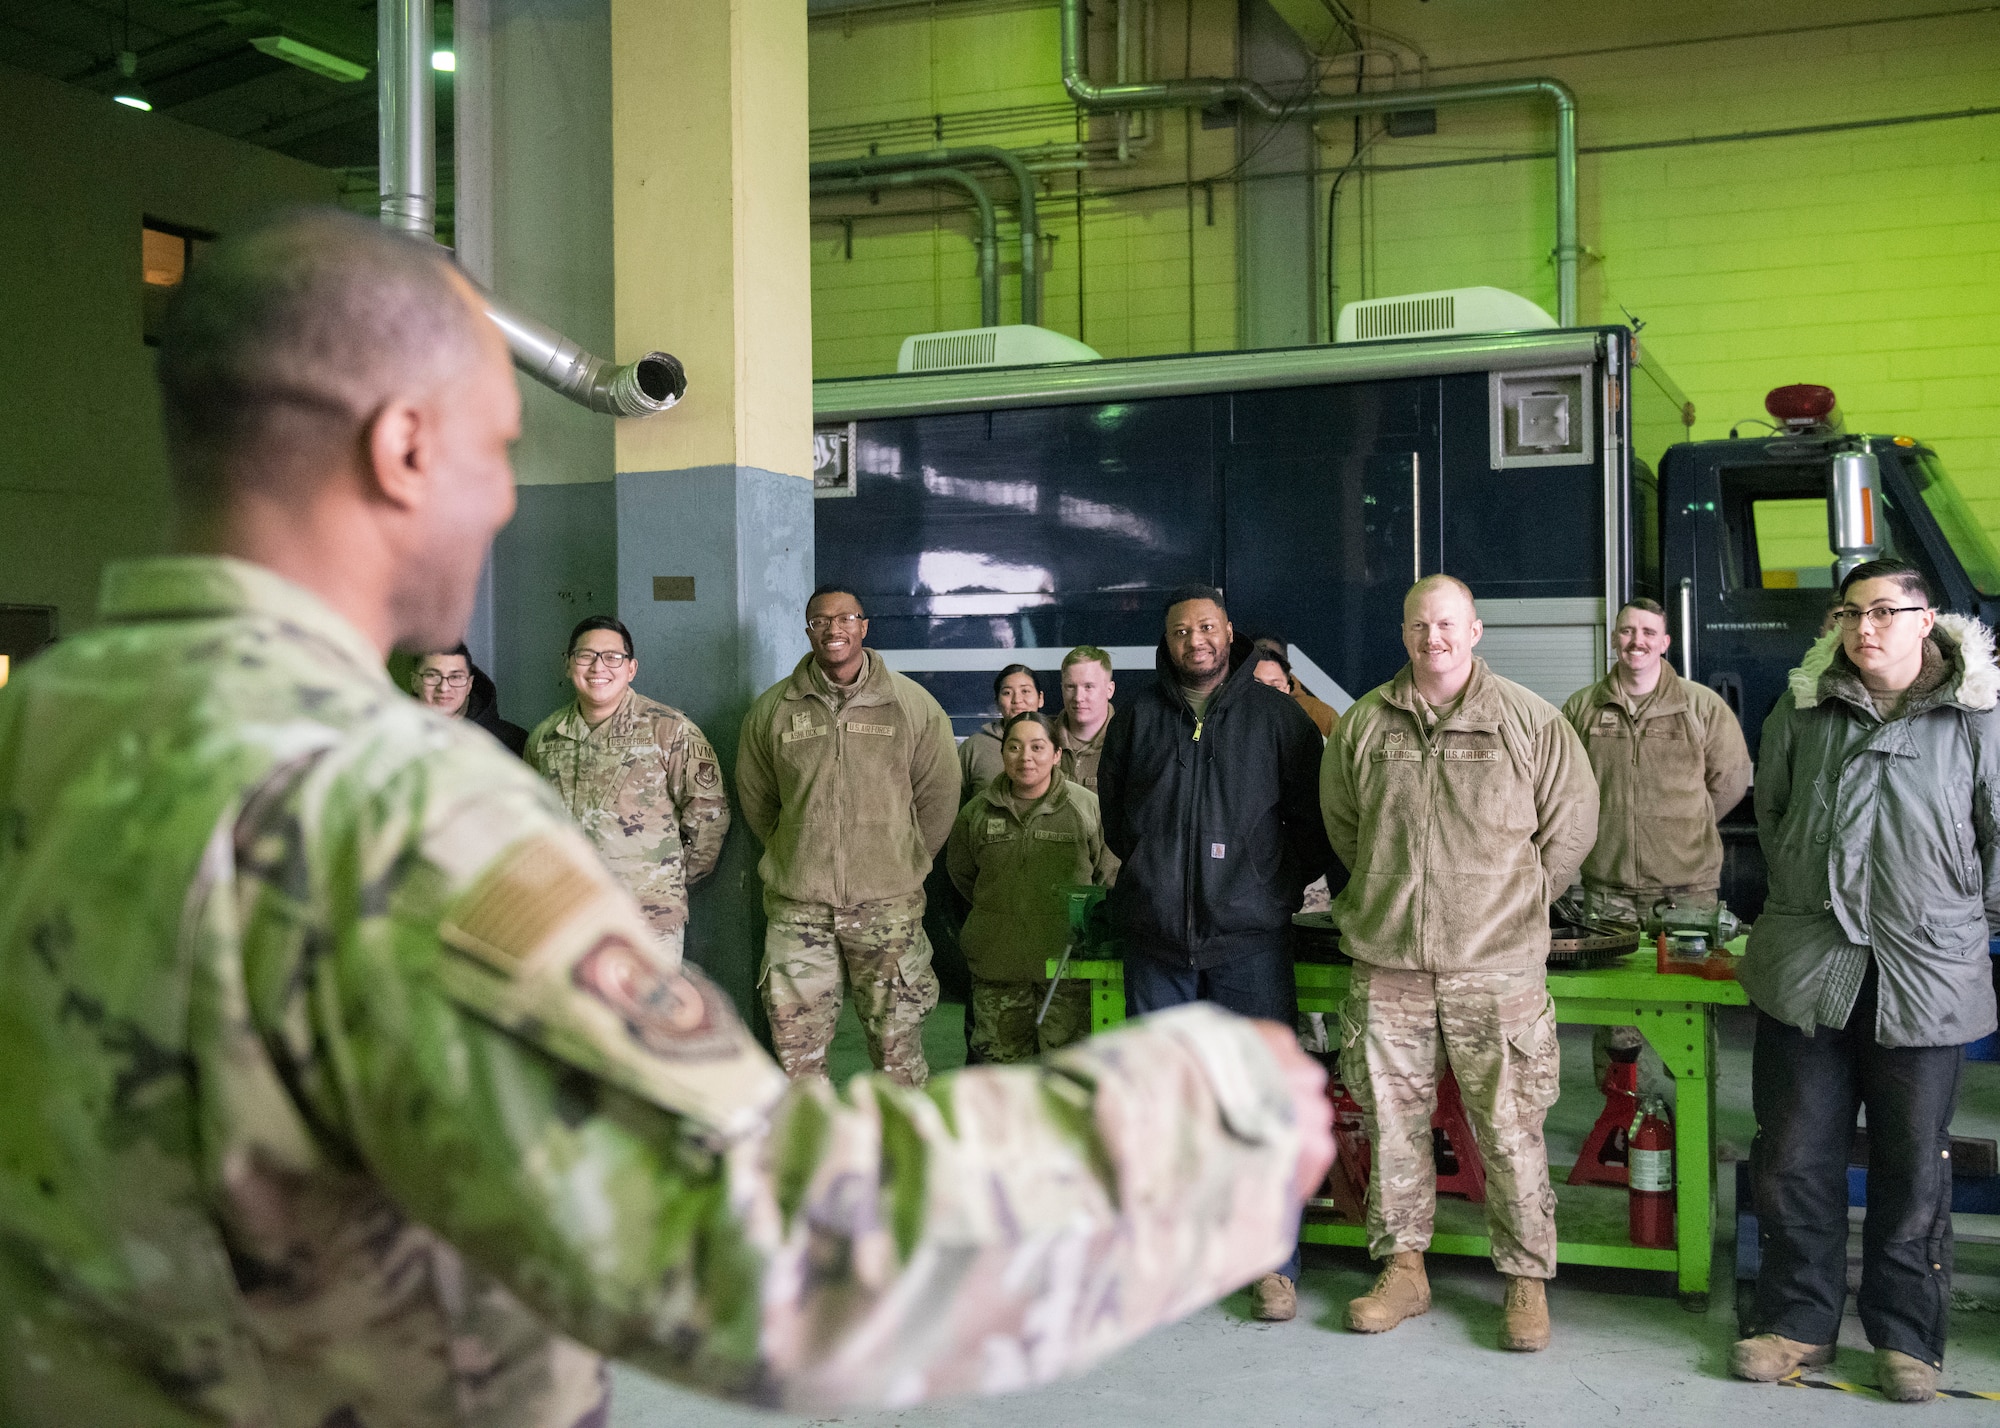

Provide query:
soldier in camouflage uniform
left=525, top=614, right=730, bottom=958
left=0, top=208, right=1333, bottom=1428
left=1321, top=576, right=1597, bottom=1353
left=736, top=585, right=962, bottom=1086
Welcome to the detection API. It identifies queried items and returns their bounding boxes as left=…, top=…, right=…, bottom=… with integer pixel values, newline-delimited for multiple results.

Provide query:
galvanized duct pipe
left=378, top=0, right=684, bottom=416
left=811, top=146, right=1040, bottom=326
left=812, top=168, right=999, bottom=328
left=1057, top=0, right=1578, bottom=325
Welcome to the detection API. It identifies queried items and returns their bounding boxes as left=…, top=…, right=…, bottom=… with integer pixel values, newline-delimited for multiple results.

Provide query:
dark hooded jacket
left=1098, top=634, right=1337, bottom=970
left=464, top=661, right=528, bottom=757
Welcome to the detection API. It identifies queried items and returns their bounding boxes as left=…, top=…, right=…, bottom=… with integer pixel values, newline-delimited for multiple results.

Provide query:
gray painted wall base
left=489, top=480, right=618, bottom=732
left=617, top=465, right=814, bottom=1025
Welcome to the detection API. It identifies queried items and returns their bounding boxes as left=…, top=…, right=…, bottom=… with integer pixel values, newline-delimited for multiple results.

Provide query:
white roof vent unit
left=897, top=324, right=1102, bottom=373
left=1336, top=286, right=1559, bottom=344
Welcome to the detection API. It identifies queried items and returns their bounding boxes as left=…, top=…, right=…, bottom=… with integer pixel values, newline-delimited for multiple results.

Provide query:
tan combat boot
left=1346, top=1251, right=1429, bottom=1333
left=1729, top=1334, right=1835, bottom=1382
left=1251, top=1272, right=1297, bottom=1322
left=1876, top=1349, right=1940, bottom=1403
left=1500, top=1277, right=1550, bottom=1352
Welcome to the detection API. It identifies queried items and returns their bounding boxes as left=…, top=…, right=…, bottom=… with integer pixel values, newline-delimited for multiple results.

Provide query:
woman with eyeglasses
left=524, top=615, right=732, bottom=960
left=408, top=642, right=529, bottom=755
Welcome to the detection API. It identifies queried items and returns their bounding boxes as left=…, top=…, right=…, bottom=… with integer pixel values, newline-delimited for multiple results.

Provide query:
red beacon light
left=1765, top=384, right=1840, bottom=432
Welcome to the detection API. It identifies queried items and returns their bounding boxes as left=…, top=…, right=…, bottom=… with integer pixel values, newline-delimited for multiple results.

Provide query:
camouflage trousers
left=1339, top=962, right=1561, bottom=1279
left=1583, top=882, right=1711, bottom=1096
left=969, top=976, right=1091, bottom=1064
left=761, top=890, right=939, bottom=1086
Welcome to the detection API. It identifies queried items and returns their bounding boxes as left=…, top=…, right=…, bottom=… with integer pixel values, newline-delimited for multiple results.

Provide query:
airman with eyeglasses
left=524, top=615, right=731, bottom=955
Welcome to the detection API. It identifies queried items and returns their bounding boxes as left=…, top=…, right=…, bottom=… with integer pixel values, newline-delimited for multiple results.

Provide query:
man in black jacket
left=411, top=643, right=529, bottom=755
left=1099, top=584, right=1336, bottom=1322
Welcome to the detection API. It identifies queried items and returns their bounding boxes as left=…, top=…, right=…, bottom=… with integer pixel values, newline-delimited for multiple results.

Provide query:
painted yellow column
left=610, top=0, right=812, bottom=481
left=606, top=0, right=816, bottom=1022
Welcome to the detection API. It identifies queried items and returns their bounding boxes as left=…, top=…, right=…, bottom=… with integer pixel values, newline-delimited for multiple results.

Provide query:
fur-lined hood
left=1788, top=612, right=2000, bottom=713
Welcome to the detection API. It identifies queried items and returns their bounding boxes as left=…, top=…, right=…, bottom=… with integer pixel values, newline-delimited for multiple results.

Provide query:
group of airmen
left=2, top=207, right=1995, bottom=1425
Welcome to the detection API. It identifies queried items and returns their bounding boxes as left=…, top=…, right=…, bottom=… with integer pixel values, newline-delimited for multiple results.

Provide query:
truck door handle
left=1710, top=671, right=1743, bottom=718
left=1678, top=577, right=1695, bottom=680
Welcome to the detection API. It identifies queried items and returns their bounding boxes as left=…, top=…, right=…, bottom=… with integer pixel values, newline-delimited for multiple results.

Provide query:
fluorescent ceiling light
left=432, top=49, right=455, bottom=72
left=248, top=34, right=369, bottom=83
left=113, top=49, right=151, bottom=110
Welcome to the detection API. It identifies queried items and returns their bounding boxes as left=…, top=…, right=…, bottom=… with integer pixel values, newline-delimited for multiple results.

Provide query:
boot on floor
left=1500, top=1276, right=1550, bottom=1352
left=1251, top=1272, right=1296, bottom=1322
left=1877, top=1349, right=1939, bottom=1404
left=1729, top=1334, right=1835, bottom=1382
left=1346, top=1251, right=1429, bottom=1333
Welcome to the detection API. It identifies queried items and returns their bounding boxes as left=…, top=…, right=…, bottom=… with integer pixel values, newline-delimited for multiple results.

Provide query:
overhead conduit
left=378, top=0, right=684, bottom=418
left=811, top=168, right=1001, bottom=328
left=1055, top=0, right=1580, bottom=325
left=810, top=145, right=1042, bottom=326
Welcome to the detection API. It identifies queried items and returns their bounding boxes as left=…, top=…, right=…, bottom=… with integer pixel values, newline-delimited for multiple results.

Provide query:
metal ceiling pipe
left=812, top=147, right=1039, bottom=325
left=813, top=168, right=999, bottom=328
left=378, top=0, right=683, bottom=416
left=378, top=0, right=434, bottom=235
left=1057, top=0, right=1578, bottom=325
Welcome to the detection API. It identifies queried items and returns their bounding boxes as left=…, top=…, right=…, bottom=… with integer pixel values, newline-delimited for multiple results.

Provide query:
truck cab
left=1659, top=394, right=2000, bottom=914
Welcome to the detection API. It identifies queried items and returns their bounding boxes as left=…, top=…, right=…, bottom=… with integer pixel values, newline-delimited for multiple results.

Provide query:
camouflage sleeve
left=1531, top=713, right=1600, bottom=900
left=251, top=740, right=1305, bottom=1414
left=734, top=693, right=780, bottom=845
left=661, top=716, right=730, bottom=886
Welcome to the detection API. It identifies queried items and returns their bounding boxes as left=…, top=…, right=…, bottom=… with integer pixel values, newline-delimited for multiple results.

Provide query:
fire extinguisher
left=1629, top=1097, right=1675, bottom=1249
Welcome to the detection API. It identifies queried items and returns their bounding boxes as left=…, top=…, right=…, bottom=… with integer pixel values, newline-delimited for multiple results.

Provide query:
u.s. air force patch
left=572, top=935, right=736, bottom=1060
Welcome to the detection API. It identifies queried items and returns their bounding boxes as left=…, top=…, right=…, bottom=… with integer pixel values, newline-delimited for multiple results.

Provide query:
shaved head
left=1404, top=573, right=1477, bottom=622
left=156, top=207, right=489, bottom=511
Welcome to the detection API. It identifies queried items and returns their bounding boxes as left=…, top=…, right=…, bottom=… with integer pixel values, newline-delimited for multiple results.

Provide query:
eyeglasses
left=806, top=613, right=864, bottom=634
left=1831, top=606, right=1927, bottom=629
left=569, top=650, right=631, bottom=669
left=418, top=671, right=470, bottom=688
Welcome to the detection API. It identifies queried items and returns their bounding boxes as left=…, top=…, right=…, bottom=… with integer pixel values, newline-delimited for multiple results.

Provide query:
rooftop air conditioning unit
left=1336, top=286, right=1559, bottom=344
left=896, top=324, right=1102, bottom=373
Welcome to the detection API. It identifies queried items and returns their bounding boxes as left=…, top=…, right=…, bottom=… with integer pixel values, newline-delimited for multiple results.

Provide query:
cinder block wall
left=807, top=1, right=2000, bottom=532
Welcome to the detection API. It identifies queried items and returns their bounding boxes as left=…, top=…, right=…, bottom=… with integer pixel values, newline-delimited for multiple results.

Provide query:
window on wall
left=142, top=219, right=214, bottom=345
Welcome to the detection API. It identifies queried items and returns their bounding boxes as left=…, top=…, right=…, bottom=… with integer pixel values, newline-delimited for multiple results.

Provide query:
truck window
left=1749, top=497, right=1833, bottom=588
left=1911, top=451, right=2000, bottom=596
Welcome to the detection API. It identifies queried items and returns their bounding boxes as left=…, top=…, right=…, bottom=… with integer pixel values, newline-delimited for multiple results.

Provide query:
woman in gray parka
left=1732, top=558, right=2000, bottom=1401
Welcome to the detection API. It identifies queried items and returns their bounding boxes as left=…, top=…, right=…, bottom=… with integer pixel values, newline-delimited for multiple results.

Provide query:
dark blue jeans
left=1749, top=966, right=1964, bottom=1365
left=1126, top=943, right=1302, bottom=1283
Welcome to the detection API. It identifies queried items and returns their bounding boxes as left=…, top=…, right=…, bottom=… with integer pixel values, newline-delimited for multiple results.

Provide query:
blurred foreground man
left=1732, top=560, right=2000, bottom=1402
left=1322, top=575, right=1596, bottom=1352
left=0, top=209, right=1332, bottom=1428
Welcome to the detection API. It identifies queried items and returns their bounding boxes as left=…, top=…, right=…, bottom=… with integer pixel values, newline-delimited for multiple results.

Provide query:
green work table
left=1048, top=947, right=1746, bottom=1309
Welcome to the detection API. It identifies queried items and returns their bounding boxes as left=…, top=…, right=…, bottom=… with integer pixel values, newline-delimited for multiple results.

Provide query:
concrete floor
left=608, top=1002, right=2000, bottom=1426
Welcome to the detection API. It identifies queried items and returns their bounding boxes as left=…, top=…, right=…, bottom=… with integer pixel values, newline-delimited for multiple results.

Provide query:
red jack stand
left=1432, top=1070, right=1487, bottom=1203
left=1568, top=1044, right=1640, bottom=1187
